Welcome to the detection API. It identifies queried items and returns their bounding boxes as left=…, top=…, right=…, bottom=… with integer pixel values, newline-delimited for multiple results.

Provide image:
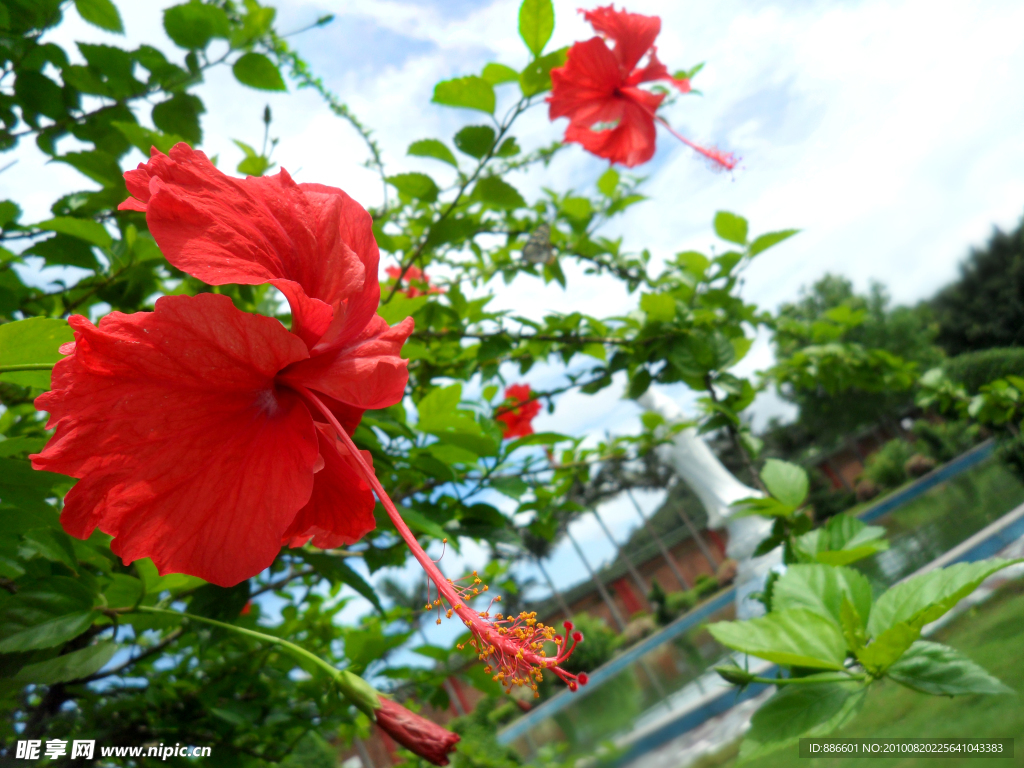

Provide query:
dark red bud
left=375, top=698, right=460, bottom=766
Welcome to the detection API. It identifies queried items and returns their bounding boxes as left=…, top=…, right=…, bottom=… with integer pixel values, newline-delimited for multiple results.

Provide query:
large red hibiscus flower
left=31, top=144, right=413, bottom=587
left=549, top=5, right=737, bottom=169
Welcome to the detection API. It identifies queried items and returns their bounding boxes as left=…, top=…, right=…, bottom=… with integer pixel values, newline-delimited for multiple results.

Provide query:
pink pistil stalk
left=298, top=387, right=588, bottom=696
left=654, top=116, right=738, bottom=171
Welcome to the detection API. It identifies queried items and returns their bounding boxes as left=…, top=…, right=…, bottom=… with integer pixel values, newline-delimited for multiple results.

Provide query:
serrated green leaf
left=472, top=177, right=525, bottom=210
left=35, top=217, right=112, bottom=249
left=771, top=564, right=872, bottom=629
left=54, top=151, right=123, bottom=188
left=103, top=574, right=143, bottom=609
left=856, top=621, right=919, bottom=674
left=388, top=172, right=439, bottom=203
left=21, top=528, right=78, bottom=573
left=408, top=139, right=458, bottom=168
left=0, top=577, right=97, bottom=652
left=867, top=558, right=1021, bottom=637
left=597, top=168, right=619, bottom=197
left=708, top=609, right=848, bottom=669
left=74, top=0, right=123, bottom=33
left=640, top=292, right=675, bottom=323
left=0, top=317, right=74, bottom=388
left=886, top=641, right=1013, bottom=696
left=232, top=52, right=286, bottom=91
left=519, top=47, right=567, bottom=97
left=482, top=63, right=519, bottom=85
left=163, top=2, right=230, bottom=49
left=714, top=210, right=748, bottom=245
left=738, top=683, right=866, bottom=764
left=454, top=125, right=496, bottom=159
left=760, top=459, right=809, bottom=508
left=14, top=640, right=117, bottom=684
left=296, top=552, right=382, bottom=613
left=432, top=76, right=495, bottom=114
left=518, top=0, right=554, bottom=55
left=749, top=228, right=799, bottom=256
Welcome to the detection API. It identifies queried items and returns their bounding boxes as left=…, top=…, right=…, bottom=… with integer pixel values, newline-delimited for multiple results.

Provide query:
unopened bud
left=375, top=698, right=460, bottom=766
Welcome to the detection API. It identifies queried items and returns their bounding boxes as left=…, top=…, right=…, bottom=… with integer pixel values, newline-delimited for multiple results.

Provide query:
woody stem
left=135, top=606, right=381, bottom=717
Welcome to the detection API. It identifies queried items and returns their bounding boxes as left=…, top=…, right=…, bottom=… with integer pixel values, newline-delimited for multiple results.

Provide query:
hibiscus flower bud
left=375, top=697, right=460, bottom=766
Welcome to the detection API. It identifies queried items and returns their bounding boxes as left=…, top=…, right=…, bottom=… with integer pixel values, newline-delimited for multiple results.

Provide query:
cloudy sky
left=12, top=0, right=1024, bottom=642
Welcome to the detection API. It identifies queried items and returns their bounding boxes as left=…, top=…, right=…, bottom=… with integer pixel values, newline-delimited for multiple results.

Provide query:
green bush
left=862, top=438, right=915, bottom=489
left=943, top=347, right=1024, bottom=393
left=559, top=613, right=622, bottom=676
left=648, top=576, right=720, bottom=626
left=912, top=418, right=984, bottom=463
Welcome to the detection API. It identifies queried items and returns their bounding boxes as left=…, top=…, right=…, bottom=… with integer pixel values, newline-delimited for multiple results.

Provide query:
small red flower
left=548, top=5, right=737, bottom=169
left=31, top=144, right=413, bottom=588
left=384, top=264, right=444, bottom=299
left=375, top=698, right=460, bottom=766
left=495, top=384, right=542, bottom=439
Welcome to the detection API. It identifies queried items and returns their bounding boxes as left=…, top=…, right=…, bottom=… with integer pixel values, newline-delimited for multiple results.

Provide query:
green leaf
left=795, top=514, right=888, bottom=566
left=856, top=621, right=919, bottom=674
left=232, top=52, right=286, bottom=91
left=519, top=48, right=567, bottom=97
left=432, top=76, right=495, bottom=114
left=15, top=641, right=117, bottom=685
left=518, top=0, right=554, bottom=55
left=495, top=137, right=520, bottom=157
left=74, top=0, right=123, bottom=32
left=0, top=436, right=47, bottom=458
left=463, top=662, right=504, bottom=696
left=749, top=228, right=799, bottom=256
left=640, top=292, right=675, bottom=323
left=627, top=368, right=652, bottom=400
left=738, top=683, right=866, bottom=764
left=152, top=93, right=205, bottom=145
left=163, top=2, right=230, bottom=49
left=771, top=564, right=872, bottom=629
left=0, top=317, right=74, bottom=388
left=714, top=210, right=748, bottom=245
left=886, top=641, right=1013, bottom=696
left=112, top=121, right=185, bottom=155
left=188, top=582, right=251, bottom=622
left=378, top=294, right=429, bottom=326
left=21, top=528, right=79, bottom=573
left=0, top=577, right=97, bottom=652
left=408, top=139, right=458, bottom=168
left=397, top=508, right=450, bottom=543
left=412, top=644, right=451, bottom=662
left=472, top=177, right=526, bottom=210
left=35, top=217, right=112, bottom=249
left=454, top=125, right=496, bottom=159
left=597, top=168, right=619, bottom=197
left=760, top=459, right=809, bottom=507
left=54, top=151, right=124, bottom=188
left=867, top=558, right=1021, bottom=637
left=103, top=574, right=143, bottom=609
left=506, top=432, right=571, bottom=450
left=296, top=552, right=382, bottom=613
left=707, top=609, right=848, bottom=670
left=388, top=173, right=439, bottom=203
left=482, top=63, right=519, bottom=85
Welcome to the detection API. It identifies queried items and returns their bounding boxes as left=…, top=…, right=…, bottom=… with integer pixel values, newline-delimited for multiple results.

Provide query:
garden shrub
left=863, top=438, right=915, bottom=489
left=944, top=347, right=1024, bottom=393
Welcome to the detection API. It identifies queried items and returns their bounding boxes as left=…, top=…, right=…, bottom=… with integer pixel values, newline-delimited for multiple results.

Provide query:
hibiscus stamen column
left=297, top=386, right=589, bottom=695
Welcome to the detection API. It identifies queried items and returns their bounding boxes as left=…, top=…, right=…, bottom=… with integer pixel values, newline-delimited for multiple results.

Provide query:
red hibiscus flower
left=495, top=384, right=542, bottom=439
left=31, top=143, right=413, bottom=588
left=548, top=5, right=737, bottom=169
left=385, top=264, right=444, bottom=298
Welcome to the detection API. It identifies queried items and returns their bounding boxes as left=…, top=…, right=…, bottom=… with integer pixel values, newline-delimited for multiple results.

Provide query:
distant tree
left=771, top=275, right=942, bottom=445
left=933, top=214, right=1024, bottom=355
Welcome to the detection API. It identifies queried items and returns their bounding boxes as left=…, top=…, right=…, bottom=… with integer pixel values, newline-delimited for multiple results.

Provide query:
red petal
left=582, top=5, right=661, bottom=73
left=549, top=38, right=622, bottom=123
left=31, top=294, right=318, bottom=587
left=563, top=94, right=659, bottom=167
left=120, top=144, right=380, bottom=348
left=281, top=315, right=414, bottom=411
left=283, top=425, right=376, bottom=549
